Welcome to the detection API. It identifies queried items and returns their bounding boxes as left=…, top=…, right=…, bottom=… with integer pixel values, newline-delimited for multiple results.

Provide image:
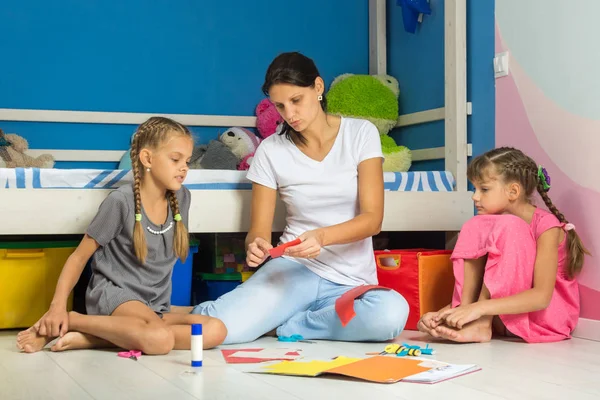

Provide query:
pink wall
left=495, top=25, right=599, bottom=320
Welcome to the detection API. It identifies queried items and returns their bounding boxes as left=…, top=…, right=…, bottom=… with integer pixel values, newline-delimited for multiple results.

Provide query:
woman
left=192, top=52, right=409, bottom=344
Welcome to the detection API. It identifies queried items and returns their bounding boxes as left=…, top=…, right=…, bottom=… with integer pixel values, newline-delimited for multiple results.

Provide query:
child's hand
left=34, top=304, right=69, bottom=338
left=417, top=312, right=441, bottom=337
left=285, top=229, right=324, bottom=259
left=246, top=237, right=273, bottom=267
left=434, top=303, right=484, bottom=329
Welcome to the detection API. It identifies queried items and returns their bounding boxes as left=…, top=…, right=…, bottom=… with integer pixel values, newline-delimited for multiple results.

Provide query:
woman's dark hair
left=261, top=52, right=327, bottom=144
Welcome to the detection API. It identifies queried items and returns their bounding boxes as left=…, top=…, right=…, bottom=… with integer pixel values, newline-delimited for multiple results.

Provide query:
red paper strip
left=269, top=238, right=302, bottom=258
left=335, top=285, right=391, bottom=327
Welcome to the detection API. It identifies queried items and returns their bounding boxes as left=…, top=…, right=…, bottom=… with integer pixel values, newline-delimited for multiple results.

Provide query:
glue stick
left=191, top=324, right=203, bottom=367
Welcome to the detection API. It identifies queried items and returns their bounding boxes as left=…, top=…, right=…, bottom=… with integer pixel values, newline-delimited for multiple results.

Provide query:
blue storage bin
left=170, top=243, right=199, bottom=306
left=193, top=273, right=241, bottom=303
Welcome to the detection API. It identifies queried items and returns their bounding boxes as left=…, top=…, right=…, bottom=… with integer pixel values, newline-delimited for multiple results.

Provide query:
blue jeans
left=191, top=258, right=409, bottom=344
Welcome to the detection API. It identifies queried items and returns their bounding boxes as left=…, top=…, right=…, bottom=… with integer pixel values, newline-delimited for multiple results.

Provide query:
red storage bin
left=375, top=249, right=455, bottom=330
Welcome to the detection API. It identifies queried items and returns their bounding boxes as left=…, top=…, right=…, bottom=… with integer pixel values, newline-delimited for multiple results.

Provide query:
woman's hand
left=434, top=303, right=485, bottom=329
left=285, top=230, right=324, bottom=259
left=34, top=304, right=69, bottom=338
left=246, top=237, right=273, bottom=267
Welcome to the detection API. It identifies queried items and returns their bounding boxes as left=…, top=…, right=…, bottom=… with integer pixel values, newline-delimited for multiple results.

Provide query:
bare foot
left=263, top=328, right=278, bottom=337
left=434, top=317, right=493, bottom=343
left=16, top=327, right=53, bottom=353
left=50, top=332, right=112, bottom=352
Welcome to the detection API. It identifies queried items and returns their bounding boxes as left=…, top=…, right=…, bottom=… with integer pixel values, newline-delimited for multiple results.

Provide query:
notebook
left=400, top=359, right=481, bottom=384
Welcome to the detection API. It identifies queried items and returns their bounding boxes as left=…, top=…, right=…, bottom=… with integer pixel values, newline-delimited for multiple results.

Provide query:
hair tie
left=135, top=213, right=142, bottom=222
left=174, top=213, right=182, bottom=222
left=537, top=165, right=551, bottom=191
left=564, top=223, right=575, bottom=231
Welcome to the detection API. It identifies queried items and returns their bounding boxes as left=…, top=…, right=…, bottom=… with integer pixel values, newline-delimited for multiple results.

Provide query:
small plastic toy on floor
left=371, top=343, right=435, bottom=357
left=277, top=334, right=316, bottom=344
left=396, top=343, right=435, bottom=357
left=117, top=350, right=142, bottom=361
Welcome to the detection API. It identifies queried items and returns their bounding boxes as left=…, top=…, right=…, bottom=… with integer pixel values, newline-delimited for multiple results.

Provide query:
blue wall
left=1, top=0, right=494, bottom=171
left=387, top=0, right=495, bottom=171
left=0, top=0, right=368, bottom=168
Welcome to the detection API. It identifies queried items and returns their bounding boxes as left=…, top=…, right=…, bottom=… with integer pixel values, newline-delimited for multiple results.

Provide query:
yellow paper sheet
left=261, top=356, right=362, bottom=377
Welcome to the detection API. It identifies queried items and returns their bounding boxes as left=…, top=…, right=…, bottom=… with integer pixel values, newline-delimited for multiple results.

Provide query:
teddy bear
left=241, top=99, right=284, bottom=171
left=255, top=98, right=283, bottom=140
left=189, top=127, right=261, bottom=170
left=0, top=129, right=55, bottom=169
left=220, top=127, right=261, bottom=170
left=189, top=139, right=239, bottom=170
left=326, top=73, right=412, bottom=172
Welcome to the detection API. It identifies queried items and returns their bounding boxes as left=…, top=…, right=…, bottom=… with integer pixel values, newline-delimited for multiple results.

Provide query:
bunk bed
left=0, top=0, right=473, bottom=235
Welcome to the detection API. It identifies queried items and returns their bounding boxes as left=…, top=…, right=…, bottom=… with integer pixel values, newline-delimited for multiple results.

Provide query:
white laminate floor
left=2, top=329, right=599, bottom=400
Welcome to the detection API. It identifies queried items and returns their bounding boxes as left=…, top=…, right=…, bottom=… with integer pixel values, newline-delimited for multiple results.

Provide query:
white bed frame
left=0, top=0, right=473, bottom=235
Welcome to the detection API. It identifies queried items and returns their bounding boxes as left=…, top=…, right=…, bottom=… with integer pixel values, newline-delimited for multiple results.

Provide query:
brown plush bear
left=0, top=129, right=54, bottom=168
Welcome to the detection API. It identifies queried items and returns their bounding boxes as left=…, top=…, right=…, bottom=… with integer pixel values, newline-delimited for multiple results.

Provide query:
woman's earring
left=317, top=95, right=323, bottom=101
left=146, top=167, right=151, bottom=172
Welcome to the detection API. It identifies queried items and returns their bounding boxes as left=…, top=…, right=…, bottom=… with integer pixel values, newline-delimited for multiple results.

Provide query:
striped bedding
left=0, top=168, right=455, bottom=192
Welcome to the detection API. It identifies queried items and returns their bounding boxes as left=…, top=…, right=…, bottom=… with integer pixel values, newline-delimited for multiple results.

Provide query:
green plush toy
left=380, top=134, right=412, bottom=172
left=327, top=73, right=412, bottom=172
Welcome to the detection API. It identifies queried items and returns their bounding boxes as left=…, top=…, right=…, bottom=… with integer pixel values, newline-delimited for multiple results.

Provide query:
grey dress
left=85, top=184, right=191, bottom=316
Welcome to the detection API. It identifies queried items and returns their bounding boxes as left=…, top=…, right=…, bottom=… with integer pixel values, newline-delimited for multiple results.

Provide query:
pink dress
left=450, top=208, right=580, bottom=343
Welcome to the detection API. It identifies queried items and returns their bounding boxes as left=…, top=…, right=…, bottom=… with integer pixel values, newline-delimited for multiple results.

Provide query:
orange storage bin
left=375, top=249, right=455, bottom=330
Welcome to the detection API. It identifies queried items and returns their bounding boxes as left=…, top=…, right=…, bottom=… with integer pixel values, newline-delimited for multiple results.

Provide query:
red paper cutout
left=269, top=238, right=302, bottom=258
left=335, top=285, right=391, bottom=327
left=221, top=348, right=301, bottom=364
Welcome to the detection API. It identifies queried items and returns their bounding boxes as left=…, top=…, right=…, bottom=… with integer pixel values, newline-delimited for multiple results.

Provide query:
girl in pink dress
left=418, top=147, right=589, bottom=343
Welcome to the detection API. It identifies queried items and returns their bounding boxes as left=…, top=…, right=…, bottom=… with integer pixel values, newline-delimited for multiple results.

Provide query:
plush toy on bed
left=0, top=129, right=55, bottom=169
left=189, top=139, right=238, bottom=170
left=326, top=73, right=412, bottom=172
left=220, top=127, right=261, bottom=170
left=189, top=127, right=261, bottom=170
left=117, top=132, right=135, bottom=170
left=255, top=98, right=283, bottom=140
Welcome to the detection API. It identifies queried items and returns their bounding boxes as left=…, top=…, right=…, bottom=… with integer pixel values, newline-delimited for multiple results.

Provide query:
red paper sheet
left=221, top=348, right=301, bottom=364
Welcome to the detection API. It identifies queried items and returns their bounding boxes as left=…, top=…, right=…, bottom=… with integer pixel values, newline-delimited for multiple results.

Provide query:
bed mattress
left=0, top=168, right=455, bottom=192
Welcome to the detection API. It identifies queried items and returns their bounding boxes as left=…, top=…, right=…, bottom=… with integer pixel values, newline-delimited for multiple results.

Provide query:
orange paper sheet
left=259, top=356, right=431, bottom=383
left=326, top=356, right=430, bottom=383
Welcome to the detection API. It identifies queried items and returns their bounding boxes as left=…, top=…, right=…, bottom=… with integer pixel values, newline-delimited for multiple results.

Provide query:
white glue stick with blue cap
left=191, top=324, right=203, bottom=367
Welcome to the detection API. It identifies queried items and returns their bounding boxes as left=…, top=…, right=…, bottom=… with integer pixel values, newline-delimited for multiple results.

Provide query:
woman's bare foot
left=434, top=317, right=493, bottom=343
left=50, top=332, right=112, bottom=352
left=16, top=327, right=54, bottom=353
left=263, top=328, right=278, bottom=337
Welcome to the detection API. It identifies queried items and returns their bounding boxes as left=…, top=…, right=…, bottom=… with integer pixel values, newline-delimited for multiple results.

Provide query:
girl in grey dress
left=17, top=117, right=226, bottom=354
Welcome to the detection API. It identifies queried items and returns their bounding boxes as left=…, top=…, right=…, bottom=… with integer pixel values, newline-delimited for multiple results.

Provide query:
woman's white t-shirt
left=246, top=117, right=383, bottom=286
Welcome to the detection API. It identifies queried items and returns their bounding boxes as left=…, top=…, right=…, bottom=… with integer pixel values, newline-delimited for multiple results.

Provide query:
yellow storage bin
left=0, top=241, right=78, bottom=329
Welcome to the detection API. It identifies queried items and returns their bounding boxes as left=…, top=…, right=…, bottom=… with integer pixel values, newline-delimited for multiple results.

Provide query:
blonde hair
left=130, top=116, right=191, bottom=264
left=468, top=147, right=590, bottom=279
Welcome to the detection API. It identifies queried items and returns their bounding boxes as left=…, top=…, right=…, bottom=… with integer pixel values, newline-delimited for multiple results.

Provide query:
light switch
left=494, top=51, right=510, bottom=78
